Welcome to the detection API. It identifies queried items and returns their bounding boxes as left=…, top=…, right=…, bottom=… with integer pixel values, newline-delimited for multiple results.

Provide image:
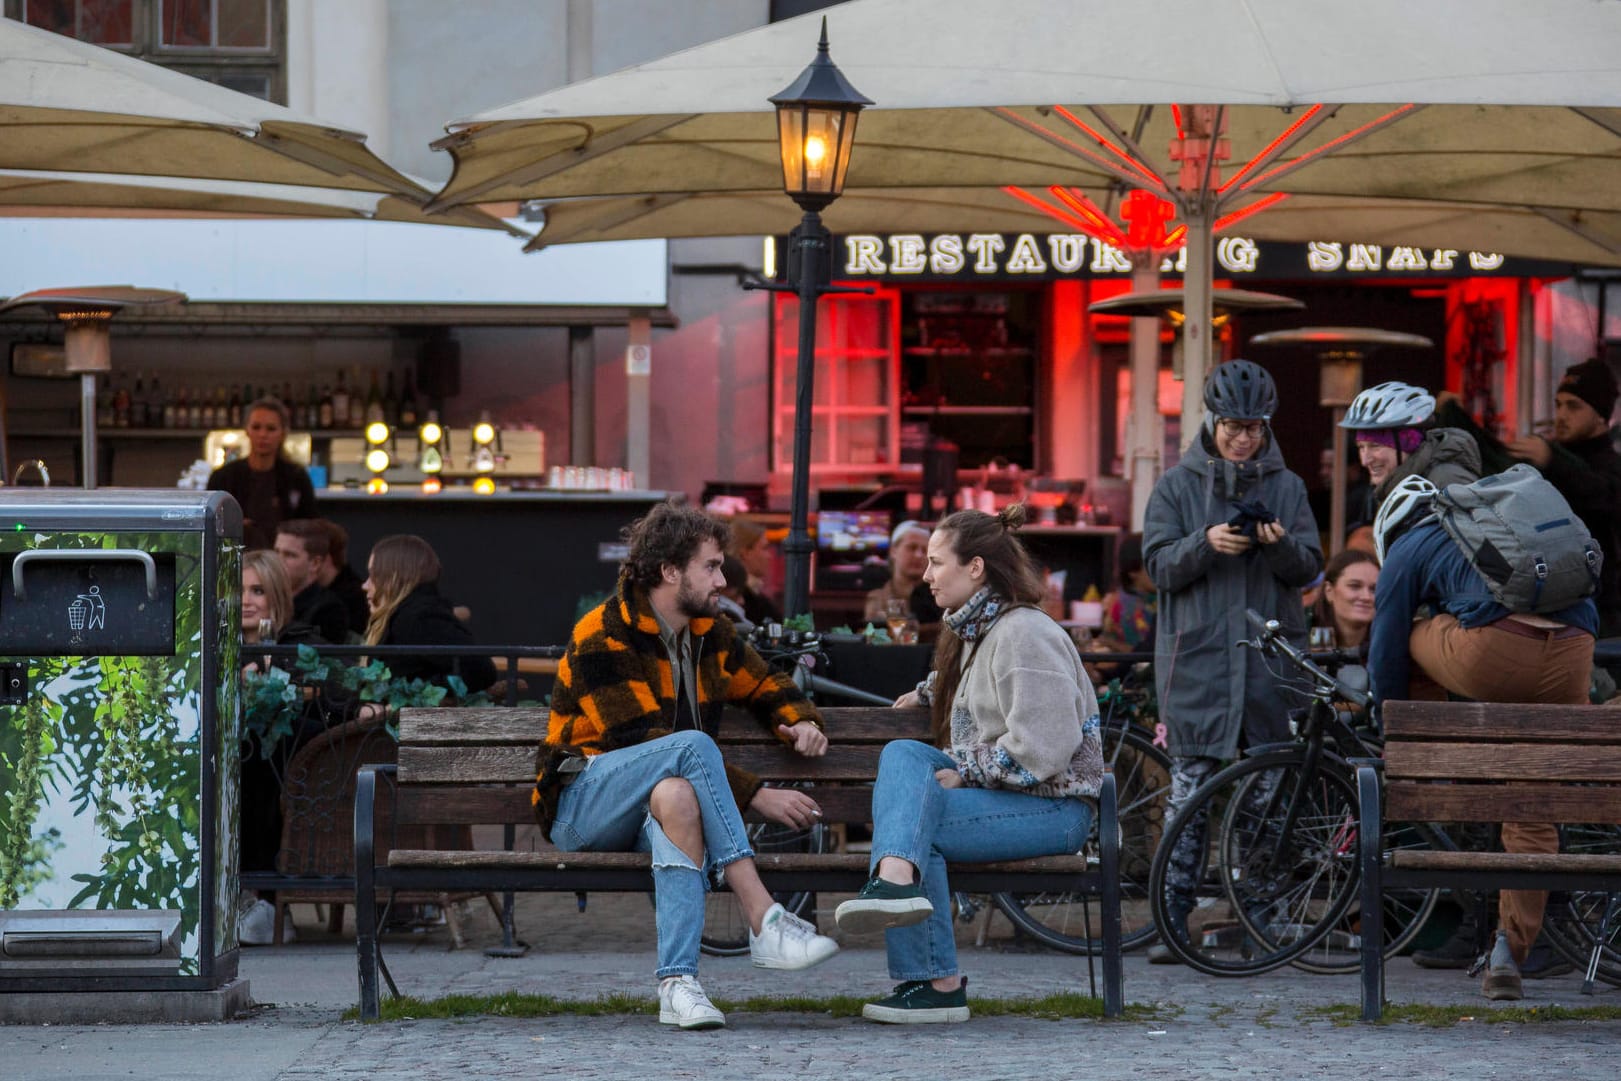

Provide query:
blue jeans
left=870, top=739, right=1095, bottom=981
left=549, top=731, right=755, bottom=978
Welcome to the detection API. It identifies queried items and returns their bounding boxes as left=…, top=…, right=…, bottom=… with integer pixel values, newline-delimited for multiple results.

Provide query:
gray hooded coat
left=1143, top=432, right=1323, bottom=760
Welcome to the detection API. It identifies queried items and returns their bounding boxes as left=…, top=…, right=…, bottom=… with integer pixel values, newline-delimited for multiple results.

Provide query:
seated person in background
left=1307, top=549, right=1379, bottom=650
left=728, top=520, right=782, bottom=625
left=363, top=534, right=496, bottom=695
left=207, top=396, right=316, bottom=550
left=315, top=518, right=369, bottom=640
left=273, top=520, right=350, bottom=645
left=863, top=521, right=944, bottom=632
left=1087, top=532, right=1156, bottom=684
left=237, top=548, right=324, bottom=946
left=1341, top=381, right=1480, bottom=521
left=716, top=554, right=755, bottom=632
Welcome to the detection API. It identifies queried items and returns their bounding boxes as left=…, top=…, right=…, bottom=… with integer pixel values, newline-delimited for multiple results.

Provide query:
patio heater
left=0, top=287, right=186, bottom=488
left=1250, top=327, right=1433, bottom=555
left=760, top=19, right=872, bottom=619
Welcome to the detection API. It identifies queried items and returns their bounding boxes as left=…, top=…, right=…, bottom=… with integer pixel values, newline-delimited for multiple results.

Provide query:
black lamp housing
left=768, top=18, right=872, bottom=212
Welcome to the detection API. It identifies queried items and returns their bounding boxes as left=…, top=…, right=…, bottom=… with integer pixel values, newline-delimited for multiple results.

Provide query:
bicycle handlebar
left=1243, top=608, right=1372, bottom=710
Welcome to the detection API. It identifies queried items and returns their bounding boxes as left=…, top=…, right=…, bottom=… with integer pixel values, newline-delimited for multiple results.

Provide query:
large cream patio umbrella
left=0, top=17, right=475, bottom=212
left=428, top=0, right=1621, bottom=462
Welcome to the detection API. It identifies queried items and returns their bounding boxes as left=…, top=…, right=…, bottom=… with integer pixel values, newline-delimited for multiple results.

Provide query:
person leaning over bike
left=1142, top=359, right=1324, bottom=962
left=1367, top=476, right=1597, bottom=1003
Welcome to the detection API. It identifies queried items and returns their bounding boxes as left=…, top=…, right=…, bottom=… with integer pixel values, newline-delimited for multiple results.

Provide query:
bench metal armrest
left=1356, top=761, right=1385, bottom=1021
left=1346, top=757, right=1384, bottom=772
left=1095, top=771, right=1123, bottom=1019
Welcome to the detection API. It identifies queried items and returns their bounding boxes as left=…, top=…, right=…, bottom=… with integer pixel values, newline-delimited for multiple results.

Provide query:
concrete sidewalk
left=4, top=893, right=1620, bottom=1081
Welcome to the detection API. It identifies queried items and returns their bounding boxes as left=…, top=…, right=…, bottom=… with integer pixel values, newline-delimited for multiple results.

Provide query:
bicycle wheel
left=1286, top=816, right=1444, bottom=974
left=992, top=722, right=1171, bottom=954
left=1150, top=750, right=1357, bottom=976
left=699, top=818, right=826, bottom=956
left=1542, top=823, right=1621, bottom=987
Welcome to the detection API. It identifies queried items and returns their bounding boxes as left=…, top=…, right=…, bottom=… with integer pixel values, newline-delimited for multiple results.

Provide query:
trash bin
left=0, top=490, right=241, bottom=993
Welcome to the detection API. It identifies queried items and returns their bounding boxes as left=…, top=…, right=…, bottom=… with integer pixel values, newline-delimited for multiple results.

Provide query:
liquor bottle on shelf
left=318, top=384, right=334, bottom=430
left=96, top=376, right=115, bottom=428
left=130, top=373, right=147, bottom=427
left=346, top=366, right=365, bottom=428
left=161, top=382, right=178, bottom=429
left=302, top=384, right=319, bottom=430
left=144, top=374, right=161, bottom=429
left=330, top=370, right=349, bottom=427
left=112, top=373, right=131, bottom=428
left=215, top=386, right=230, bottom=427
left=228, top=384, right=244, bottom=427
left=398, top=367, right=419, bottom=428
left=364, top=369, right=385, bottom=425
left=383, top=371, right=400, bottom=425
left=187, top=387, right=203, bottom=429
left=202, top=388, right=219, bottom=430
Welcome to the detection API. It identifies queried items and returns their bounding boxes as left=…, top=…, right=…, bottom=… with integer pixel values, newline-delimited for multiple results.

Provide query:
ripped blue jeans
left=548, top=730, right=755, bottom=978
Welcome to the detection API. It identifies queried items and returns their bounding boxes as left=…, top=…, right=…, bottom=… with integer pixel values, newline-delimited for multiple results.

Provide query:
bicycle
left=1147, top=609, right=1445, bottom=976
left=989, top=664, right=1171, bottom=954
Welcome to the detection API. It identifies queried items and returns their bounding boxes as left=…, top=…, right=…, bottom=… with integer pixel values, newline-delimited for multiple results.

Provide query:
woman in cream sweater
left=834, top=504, right=1103, bottom=1024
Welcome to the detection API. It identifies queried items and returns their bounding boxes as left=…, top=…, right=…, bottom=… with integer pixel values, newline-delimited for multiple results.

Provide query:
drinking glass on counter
left=885, top=598, right=919, bottom=645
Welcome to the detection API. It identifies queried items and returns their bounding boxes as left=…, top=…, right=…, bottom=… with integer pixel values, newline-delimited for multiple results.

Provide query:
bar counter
left=320, top=488, right=670, bottom=647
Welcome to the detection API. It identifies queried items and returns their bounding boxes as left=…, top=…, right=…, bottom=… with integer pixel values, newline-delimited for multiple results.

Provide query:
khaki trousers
left=1407, top=615, right=1594, bottom=962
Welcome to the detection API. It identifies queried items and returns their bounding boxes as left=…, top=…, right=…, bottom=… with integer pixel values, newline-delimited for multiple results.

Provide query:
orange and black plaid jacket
left=531, top=573, right=821, bottom=839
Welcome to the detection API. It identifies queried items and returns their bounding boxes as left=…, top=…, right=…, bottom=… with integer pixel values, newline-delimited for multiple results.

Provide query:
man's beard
left=676, top=578, right=719, bottom=619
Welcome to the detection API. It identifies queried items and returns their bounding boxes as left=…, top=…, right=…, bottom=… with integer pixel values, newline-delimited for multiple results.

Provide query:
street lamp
left=766, top=18, right=871, bottom=619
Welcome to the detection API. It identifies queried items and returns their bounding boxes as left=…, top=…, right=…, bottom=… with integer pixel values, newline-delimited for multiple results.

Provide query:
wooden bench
left=1355, top=699, right=1621, bottom=1020
left=354, top=705, right=1121, bottom=1019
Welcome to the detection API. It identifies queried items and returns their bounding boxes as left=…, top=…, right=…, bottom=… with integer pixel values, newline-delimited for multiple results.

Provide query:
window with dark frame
left=12, top=0, right=284, bottom=101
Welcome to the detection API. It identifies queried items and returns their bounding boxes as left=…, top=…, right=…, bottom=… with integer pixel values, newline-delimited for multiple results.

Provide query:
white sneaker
left=236, top=898, right=275, bottom=946
left=658, top=975, right=726, bottom=1030
left=749, top=902, right=839, bottom=970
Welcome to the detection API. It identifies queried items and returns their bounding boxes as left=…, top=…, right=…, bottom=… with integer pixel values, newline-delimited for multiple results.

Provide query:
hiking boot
left=1481, top=931, right=1523, bottom=1001
left=834, top=876, right=932, bottom=935
left=1413, top=916, right=1483, bottom=969
left=1521, top=931, right=1576, bottom=979
left=861, top=978, right=970, bottom=1024
left=658, top=975, right=725, bottom=1030
left=749, top=902, right=838, bottom=970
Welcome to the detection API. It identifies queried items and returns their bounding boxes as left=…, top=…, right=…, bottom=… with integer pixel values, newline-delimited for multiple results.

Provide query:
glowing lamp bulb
left=421, top=476, right=442, bottom=494
left=472, top=476, right=496, bottom=495
left=804, top=134, right=827, bottom=167
left=472, top=421, right=496, bottom=445
left=366, top=476, right=389, bottom=495
left=364, top=421, right=390, bottom=445
left=365, top=448, right=391, bottom=473
left=420, top=421, right=443, bottom=445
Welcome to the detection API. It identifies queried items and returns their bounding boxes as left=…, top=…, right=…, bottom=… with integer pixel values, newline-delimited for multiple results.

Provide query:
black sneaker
left=834, top=877, right=932, bottom=935
left=1521, top=932, right=1576, bottom=979
left=862, top=979, right=970, bottom=1024
left=1413, top=921, right=1483, bottom=969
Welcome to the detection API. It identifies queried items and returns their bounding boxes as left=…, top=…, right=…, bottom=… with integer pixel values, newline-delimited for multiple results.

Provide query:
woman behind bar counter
left=208, top=397, right=317, bottom=550
left=362, top=534, right=496, bottom=695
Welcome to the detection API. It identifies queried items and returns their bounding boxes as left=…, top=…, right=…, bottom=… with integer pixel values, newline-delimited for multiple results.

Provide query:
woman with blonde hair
left=363, top=534, right=495, bottom=693
left=241, top=548, right=294, bottom=647
left=833, top=505, right=1103, bottom=1023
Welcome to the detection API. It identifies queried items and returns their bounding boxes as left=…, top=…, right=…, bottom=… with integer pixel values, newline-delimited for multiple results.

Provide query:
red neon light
left=1052, top=106, right=1165, bottom=190
left=1001, top=185, right=1109, bottom=238
left=1218, top=104, right=1323, bottom=194
left=1241, top=104, right=1418, bottom=191
left=1170, top=103, right=1185, bottom=140
left=1213, top=192, right=1290, bottom=232
left=1163, top=225, right=1187, bottom=248
left=1049, top=186, right=1129, bottom=248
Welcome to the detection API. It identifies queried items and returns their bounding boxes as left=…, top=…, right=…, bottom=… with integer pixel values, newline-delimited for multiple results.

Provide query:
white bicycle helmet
left=1373, top=474, right=1439, bottom=564
left=1340, top=381, right=1436, bottom=431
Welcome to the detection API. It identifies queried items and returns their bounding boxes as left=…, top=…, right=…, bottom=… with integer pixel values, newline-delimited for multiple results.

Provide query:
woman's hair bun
left=997, top=503, right=1027, bottom=532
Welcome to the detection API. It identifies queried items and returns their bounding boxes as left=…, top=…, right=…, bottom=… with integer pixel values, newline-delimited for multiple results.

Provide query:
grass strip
left=347, top=990, right=1169, bottom=1023
left=1300, top=1002, right=1621, bottom=1027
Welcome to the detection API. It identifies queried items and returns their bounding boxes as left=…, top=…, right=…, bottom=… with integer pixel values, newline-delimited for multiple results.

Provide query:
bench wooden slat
left=1384, top=742, right=1621, bottom=783
left=1390, top=850, right=1621, bottom=874
left=1382, top=700, right=1621, bottom=743
left=396, top=706, right=931, bottom=745
left=386, top=848, right=1091, bottom=876
left=398, top=744, right=889, bottom=785
left=1385, top=781, right=1621, bottom=824
left=394, top=783, right=882, bottom=827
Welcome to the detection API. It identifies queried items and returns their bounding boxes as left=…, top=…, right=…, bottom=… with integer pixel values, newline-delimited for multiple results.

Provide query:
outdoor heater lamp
left=766, top=17, right=872, bottom=618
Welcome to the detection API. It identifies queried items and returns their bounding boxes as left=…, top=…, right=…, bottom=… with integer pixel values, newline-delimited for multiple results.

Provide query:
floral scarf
left=944, top=586, right=1003, bottom=642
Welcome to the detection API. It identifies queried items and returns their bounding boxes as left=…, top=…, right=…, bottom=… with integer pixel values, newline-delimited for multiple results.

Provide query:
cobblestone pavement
left=5, top=892, right=1620, bottom=1080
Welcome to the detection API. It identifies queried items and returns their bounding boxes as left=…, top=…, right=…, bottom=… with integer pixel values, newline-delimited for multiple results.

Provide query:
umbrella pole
left=1330, top=410, right=1348, bottom=557
left=1179, top=205, right=1215, bottom=451
left=783, top=211, right=830, bottom=620
left=1127, top=259, right=1162, bottom=530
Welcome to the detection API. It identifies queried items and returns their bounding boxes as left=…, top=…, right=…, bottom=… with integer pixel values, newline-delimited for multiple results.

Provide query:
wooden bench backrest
left=391, top=706, right=933, bottom=828
left=1381, top=700, right=1621, bottom=824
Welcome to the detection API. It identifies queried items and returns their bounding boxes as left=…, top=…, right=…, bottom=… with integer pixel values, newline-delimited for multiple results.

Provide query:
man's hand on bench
left=778, top=721, right=828, bottom=757
left=750, top=786, right=824, bottom=830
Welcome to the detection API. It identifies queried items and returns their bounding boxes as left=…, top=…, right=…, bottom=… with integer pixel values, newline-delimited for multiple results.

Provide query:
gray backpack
left=1433, top=463, right=1603, bottom=614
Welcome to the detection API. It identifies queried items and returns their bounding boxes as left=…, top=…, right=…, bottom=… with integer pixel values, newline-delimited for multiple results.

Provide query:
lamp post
left=765, top=19, right=871, bottom=619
